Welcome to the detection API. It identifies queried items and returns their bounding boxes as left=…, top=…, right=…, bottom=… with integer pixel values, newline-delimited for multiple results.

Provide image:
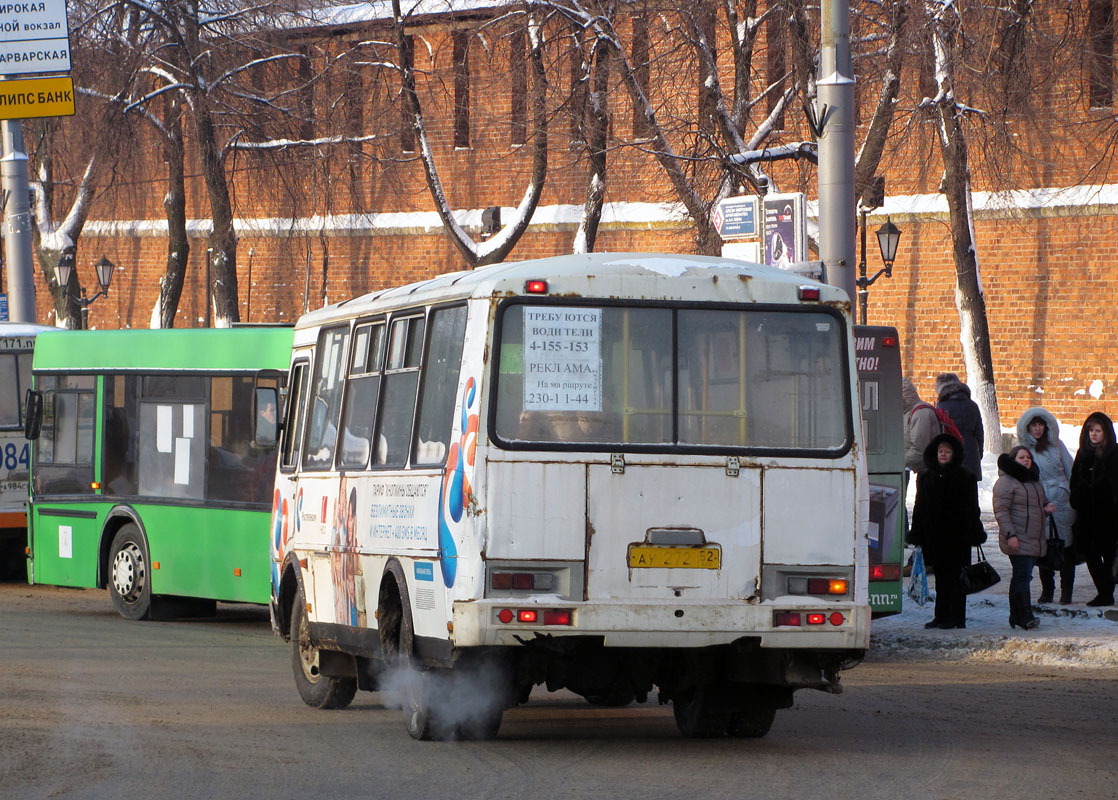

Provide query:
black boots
left=1009, top=595, right=1039, bottom=630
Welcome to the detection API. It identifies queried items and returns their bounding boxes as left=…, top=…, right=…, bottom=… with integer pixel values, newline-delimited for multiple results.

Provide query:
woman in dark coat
left=909, top=433, right=983, bottom=629
left=1069, top=412, right=1118, bottom=607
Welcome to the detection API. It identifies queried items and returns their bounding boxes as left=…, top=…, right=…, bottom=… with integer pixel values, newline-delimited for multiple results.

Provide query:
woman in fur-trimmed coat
left=909, top=433, right=983, bottom=629
left=993, top=446, right=1053, bottom=630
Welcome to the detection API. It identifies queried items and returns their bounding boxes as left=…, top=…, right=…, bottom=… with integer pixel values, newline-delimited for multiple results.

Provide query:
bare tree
left=919, top=0, right=1002, bottom=451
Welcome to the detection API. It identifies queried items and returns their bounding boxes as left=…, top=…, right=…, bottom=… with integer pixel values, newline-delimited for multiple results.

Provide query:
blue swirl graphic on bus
left=437, top=378, right=478, bottom=587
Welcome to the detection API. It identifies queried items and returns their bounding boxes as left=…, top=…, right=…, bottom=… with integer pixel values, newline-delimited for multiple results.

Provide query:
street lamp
left=54, top=253, right=115, bottom=329
left=856, top=213, right=902, bottom=326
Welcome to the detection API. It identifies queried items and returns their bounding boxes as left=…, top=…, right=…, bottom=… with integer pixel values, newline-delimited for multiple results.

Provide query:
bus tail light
left=773, top=611, right=801, bottom=627
left=829, top=612, right=845, bottom=626
left=788, top=576, right=849, bottom=596
left=798, top=286, right=821, bottom=301
left=496, top=608, right=573, bottom=626
left=870, top=563, right=902, bottom=581
left=491, top=571, right=555, bottom=592
left=806, top=613, right=826, bottom=625
left=525, top=280, right=548, bottom=294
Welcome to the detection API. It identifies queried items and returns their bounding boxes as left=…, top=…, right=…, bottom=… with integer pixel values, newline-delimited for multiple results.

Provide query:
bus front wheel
left=290, top=594, right=357, bottom=710
left=108, top=525, right=153, bottom=621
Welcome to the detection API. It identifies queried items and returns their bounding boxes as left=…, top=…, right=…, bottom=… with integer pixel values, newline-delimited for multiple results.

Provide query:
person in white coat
left=1016, top=407, right=1076, bottom=604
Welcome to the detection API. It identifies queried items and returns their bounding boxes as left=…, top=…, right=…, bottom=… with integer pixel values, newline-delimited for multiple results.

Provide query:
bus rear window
left=493, top=304, right=849, bottom=453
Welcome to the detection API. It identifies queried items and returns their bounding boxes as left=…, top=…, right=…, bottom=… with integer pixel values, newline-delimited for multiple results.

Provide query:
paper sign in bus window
left=157, top=405, right=172, bottom=452
left=174, top=438, right=190, bottom=485
left=182, top=404, right=194, bottom=438
left=522, top=306, right=602, bottom=412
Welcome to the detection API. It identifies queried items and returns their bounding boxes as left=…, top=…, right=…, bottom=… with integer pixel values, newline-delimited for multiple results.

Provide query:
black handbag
left=1040, top=517, right=1065, bottom=571
left=960, top=545, right=1001, bottom=594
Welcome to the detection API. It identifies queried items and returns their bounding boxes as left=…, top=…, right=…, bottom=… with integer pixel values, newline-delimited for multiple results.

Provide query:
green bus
left=24, top=327, right=292, bottom=619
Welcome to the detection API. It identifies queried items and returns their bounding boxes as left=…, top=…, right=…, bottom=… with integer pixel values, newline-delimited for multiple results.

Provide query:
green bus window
left=208, top=375, right=277, bottom=503
left=413, top=305, right=467, bottom=465
left=138, top=377, right=207, bottom=500
left=32, top=374, right=96, bottom=495
left=304, top=326, right=349, bottom=471
left=103, top=374, right=139, bottom=496
left=373, top=315, right=424, bottom=467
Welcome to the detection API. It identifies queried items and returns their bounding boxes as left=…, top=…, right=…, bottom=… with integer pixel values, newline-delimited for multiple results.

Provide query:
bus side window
left=338, top=321, right=386, bottom=469
left=413, top=305, right=467, bottom=465
left=32, top=374, right=97, bottom=495
left=281, top=362, right=309, bottom=471
left=373, top=315, right=424, bottom=467
left=303, top=326, right=349, bottom=471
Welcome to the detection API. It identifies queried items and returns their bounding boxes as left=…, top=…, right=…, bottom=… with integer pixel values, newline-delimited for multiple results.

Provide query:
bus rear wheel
left=290, top=594, right=356, bottom=710
left=672, top=686, right=731, bottom=738
left=108, top=524, right=153, bottom=621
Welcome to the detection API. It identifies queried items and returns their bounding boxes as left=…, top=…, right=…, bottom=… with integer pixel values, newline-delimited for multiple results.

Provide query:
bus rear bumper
left=451, top=599, right=871, bottom=651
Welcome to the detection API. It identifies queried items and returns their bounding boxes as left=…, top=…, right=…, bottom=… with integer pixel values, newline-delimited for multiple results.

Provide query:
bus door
left=853, top=325, right=903, bottom=617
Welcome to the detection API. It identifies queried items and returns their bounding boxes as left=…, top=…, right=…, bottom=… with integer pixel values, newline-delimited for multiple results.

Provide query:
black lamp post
left=856, top=216, right=902, bottom=326
left=54, top=254, right=115, bottom=329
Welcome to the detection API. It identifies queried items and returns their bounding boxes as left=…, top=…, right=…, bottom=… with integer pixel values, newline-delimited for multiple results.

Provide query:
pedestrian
left=1016, top=408, right=1076, bottom=604
left=903, top=379, right=939, bottom=474
left=935, top=372, right=984, bottom=480
left=908, top=433, right=983, bottom=629
left=1069, top=412, right=1118, bottom=607
left=993, top=446, right=1054, bottom=630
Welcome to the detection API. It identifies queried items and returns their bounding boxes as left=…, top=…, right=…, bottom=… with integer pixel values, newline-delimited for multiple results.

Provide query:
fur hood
left=922, top=432, right=965, bottom=473
left=1016, top=406, right=1062, bottom=449
left=936, top=378, right=970, bottom=403
left=1079, top=411, right=1117, bottom=453
left=997, top=452, right=1039, bottom=483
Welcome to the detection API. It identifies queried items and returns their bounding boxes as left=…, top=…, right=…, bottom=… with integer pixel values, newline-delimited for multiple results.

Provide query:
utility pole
left=816, top=0, right=856, bottom=303
left=1, top=118, right=35, bottom=322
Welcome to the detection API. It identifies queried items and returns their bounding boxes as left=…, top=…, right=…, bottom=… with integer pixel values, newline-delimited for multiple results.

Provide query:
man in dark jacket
left=935, top=373, right=984, bottom=481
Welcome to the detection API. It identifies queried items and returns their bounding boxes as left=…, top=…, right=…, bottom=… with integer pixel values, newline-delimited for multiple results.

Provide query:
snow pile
left=872, top=425, right=1118, bottom=667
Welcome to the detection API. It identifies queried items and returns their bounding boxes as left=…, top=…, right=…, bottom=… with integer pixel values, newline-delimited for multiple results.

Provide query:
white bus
left=267, top=253, right=870, bottom=740
left=1, top=322, right=53, bottom=580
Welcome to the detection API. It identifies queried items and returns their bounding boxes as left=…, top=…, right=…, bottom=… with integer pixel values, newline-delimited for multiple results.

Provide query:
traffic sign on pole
left=714, top=195, right=759, bottom=239
left=0, top=74, right=73, bottom=119
left=0, top=0, right=71, bottom=76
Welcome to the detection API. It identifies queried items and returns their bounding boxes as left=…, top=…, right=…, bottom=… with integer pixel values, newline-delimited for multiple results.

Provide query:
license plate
left=627, top=545, right=721, bottom=569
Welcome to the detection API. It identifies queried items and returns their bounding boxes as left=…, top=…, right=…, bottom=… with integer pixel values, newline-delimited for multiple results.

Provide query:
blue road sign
left=715, top=196, right=759, bottom=238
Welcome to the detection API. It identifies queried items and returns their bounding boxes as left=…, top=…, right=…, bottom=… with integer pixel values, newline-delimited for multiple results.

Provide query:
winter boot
left=1037, top=568, right=1055, bottom=604
left=1008, top=595, right=1022, bottom=629
left=1059, top=563, right=1075, bottom=605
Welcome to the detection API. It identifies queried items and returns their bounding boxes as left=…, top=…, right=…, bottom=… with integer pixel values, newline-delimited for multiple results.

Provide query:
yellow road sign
left=0, top=75, right=74, bottom=120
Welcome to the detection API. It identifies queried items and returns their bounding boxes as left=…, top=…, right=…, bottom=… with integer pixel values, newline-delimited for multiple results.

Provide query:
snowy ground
left=870, top=427, right=1118, bottom=667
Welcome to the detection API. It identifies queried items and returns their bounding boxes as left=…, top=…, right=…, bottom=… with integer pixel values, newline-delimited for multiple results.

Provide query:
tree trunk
left=156, top=100, right=189, bottom=329
left=574, top=38, right=609, bottom=253
left=193, top=104, right=239, bottom=327
left=931, top=7, right=1002, bottom=454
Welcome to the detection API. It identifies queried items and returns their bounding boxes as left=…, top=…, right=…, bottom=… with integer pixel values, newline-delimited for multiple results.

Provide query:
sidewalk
left=870, top=511, right=1118, bottom=667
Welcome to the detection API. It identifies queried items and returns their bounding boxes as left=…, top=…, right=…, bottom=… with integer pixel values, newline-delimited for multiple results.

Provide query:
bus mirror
left=24, top=389, right=43, bottom=440
left=254, top=386, right=279, bottom=447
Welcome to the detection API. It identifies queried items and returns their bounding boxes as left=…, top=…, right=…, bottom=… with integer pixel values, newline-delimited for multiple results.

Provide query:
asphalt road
left=2, top=583, right=1115, bottom=800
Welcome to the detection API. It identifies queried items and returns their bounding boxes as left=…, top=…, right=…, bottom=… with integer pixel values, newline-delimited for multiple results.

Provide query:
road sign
left=714, top=195, right=759, bottom=239
left=0, top=0, right=71, bottom=76
left=0, top=74, right=73, bottom=119
left=0, top=293, right=8, bottom=321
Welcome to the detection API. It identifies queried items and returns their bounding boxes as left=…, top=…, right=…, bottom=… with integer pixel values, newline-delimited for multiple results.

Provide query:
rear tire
left=290, top=594, right=356, bottom=710
left=727, top=705, right=777, bottom=738
left=107, top=525, right=152, bottom=621
left=672, top=687, right=730, bottom=738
